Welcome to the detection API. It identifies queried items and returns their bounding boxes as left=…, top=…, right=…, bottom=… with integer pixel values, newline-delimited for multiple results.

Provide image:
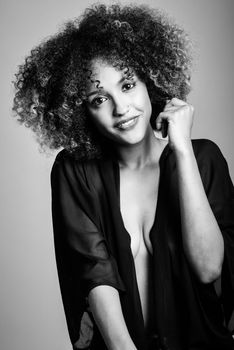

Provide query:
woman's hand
left=156, top=97, right=194, bottom=153
left=157, top=98, right=224, bottom=284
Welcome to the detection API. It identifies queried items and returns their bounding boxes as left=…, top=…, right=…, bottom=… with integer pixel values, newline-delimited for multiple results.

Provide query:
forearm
left=88, top=285, right=137, bottom=350
left=175, top=143, right=224, bottom=283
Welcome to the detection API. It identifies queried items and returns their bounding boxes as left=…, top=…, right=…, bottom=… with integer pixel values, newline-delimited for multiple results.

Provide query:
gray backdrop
left=1, top=0, right=233, bottom=349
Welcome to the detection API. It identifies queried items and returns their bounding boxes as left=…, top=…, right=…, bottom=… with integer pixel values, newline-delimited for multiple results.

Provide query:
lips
left=114, top=116, right=139, bottom=130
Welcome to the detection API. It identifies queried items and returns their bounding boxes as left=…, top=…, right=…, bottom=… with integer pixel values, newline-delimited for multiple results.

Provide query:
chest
left=119, top=165, right=160, bottom=256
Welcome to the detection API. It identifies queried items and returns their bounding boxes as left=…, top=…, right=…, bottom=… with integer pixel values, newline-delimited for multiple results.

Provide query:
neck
left=114, top=127, right=165, bottom=170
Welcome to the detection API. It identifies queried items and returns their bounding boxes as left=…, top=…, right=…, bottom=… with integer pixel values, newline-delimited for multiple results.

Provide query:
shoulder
left=192, top=138, right=222, bottom=156
left=51, top=149, right=80, bottom=181
left=165, top=139, right=229, bottom=184
left=191, top=138, right=227, bottom=167
left=191, top=139, right=233, bottom=191
left=52, top=149, right=99, bottom=172
left=51, top=149, right=105, bottom=191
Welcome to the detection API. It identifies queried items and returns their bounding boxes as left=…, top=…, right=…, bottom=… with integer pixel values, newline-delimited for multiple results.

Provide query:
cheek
left=88, top=109, right=110, bottom=132
left=146, top=92, right=152, bottom=115
left=139, top=90, right=152, bottom=116
left=135, top=84, right=151, bottom=107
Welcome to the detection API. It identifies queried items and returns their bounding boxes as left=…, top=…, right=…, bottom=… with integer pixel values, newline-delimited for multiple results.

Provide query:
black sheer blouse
left=51, top=139, right=234, bottom=350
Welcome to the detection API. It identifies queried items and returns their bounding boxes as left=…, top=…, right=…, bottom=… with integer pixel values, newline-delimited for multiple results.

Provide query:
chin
left=113, top=129, right=148, bottom=146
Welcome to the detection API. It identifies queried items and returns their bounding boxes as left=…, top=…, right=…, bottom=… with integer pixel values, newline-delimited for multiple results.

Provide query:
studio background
left=1, top=0, right=233, bottom=349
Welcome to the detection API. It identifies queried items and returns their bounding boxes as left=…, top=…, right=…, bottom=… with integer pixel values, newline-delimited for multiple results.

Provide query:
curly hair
left=12, top=3, right=192, bottom=159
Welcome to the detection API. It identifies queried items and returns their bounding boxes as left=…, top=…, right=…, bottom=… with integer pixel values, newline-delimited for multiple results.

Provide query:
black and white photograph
left=1, top=0, right=234, bottom=349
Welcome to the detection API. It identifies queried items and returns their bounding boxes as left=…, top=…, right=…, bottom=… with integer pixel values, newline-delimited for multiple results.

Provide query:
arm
left=175, top=142, right=224, bottom=283
left=157, top=98, right=224, bottom=283
left=88, top=285, right=137, bottom=350
left=51, top=153, right=130, bottom=347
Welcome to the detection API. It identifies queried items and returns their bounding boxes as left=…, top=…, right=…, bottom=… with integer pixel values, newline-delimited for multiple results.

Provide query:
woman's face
left=85, top=59, right=152, bottom=146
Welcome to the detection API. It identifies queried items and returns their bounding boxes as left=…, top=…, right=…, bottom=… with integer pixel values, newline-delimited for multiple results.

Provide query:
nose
left=112, top=94, right=129, bottom=117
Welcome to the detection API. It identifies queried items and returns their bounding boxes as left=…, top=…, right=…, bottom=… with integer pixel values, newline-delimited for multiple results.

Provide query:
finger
left=158, top=110, right=175, bottom=120
left=163, top=105, right=180, bottom=112
left=155, top=117, right=168, bottom=138
left=156, top=112, right=170, bottom=137
left=164, top=98, right=184, bottom=110
left=170, top=97, right=187, bottom=106
left=156, top=110, right=173, bottom=131
left=165, top=99, right=173, bottom=108
left=155, top=118, right=162, bottom=131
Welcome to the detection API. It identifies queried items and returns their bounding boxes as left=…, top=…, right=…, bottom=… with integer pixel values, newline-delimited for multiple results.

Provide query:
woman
left=12, top=4, right=234, bottom=350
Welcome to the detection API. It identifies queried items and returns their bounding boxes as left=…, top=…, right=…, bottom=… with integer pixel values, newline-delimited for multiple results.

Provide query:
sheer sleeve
left=50, top=150, right=125, bottom=345
left=196, top=140, right=234, bottom=325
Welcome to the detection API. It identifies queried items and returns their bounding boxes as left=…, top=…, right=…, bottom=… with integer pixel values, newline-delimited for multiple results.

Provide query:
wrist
left=173, top=140, right=194, bottom=160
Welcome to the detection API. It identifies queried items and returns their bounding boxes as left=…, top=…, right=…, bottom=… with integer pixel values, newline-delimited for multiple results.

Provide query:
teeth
left=121, top=119, right=134, bottom=127
left=117, top=117, right=137, bottom=129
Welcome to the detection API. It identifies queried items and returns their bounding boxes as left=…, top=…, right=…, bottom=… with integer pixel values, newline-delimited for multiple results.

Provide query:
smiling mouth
left=114, top=116, right=140, bottom=130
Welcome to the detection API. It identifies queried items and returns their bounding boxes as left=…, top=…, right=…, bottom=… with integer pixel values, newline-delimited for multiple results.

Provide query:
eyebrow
left=86, top=75, right=133, bottom=98
left=86, top=89, right=103, bottom=98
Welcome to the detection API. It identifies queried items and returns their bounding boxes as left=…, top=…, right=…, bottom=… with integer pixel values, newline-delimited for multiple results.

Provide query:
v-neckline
left=114, top=142, right=170, bottom=247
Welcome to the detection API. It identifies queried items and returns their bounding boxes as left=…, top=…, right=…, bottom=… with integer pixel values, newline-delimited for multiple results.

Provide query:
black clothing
left=51, top=139, right=234, bottom=349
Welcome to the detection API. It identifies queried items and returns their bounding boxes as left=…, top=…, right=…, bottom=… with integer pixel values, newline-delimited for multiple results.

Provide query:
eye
left=90, top=96, right=108, bottom=107
left=122, top=81, right=136, bottom=92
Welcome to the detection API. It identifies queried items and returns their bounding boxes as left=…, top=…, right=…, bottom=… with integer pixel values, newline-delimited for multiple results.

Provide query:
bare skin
left=119, top=134, right=166, bottom=331
left=87, top=60, right=224, bottom=350
left=89, top=130, right=167, bottom=349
